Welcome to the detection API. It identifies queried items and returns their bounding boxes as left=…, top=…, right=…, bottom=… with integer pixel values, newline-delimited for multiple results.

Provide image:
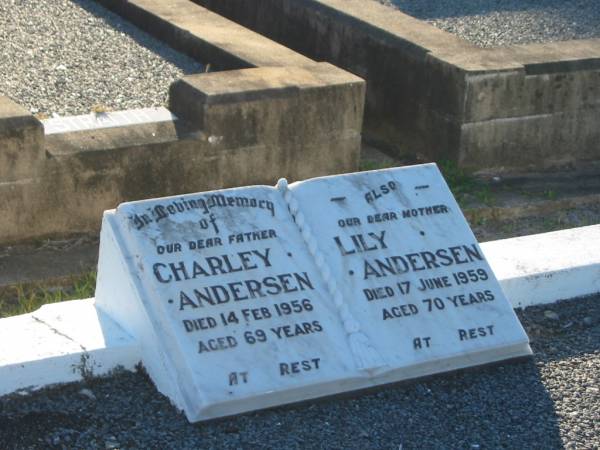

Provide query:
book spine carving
left=277, top=178, right=385, bottom=371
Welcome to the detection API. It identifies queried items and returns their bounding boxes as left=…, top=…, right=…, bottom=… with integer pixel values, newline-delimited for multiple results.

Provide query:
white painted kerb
left=0, top=299, right=139, bottom=396
left=482, top=224, right=600, bottom=308
left=42, top=107, right=177, bottom=135
left=0, top=224, right=598, bottom=397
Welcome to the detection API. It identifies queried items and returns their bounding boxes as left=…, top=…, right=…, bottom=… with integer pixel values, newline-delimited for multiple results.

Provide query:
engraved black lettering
left=198, top=336, right=238, bottom=353
left=228, top=282, right=249, bottom=302
left=464, top=244, right=483, bottom=262
left=169, top=261, right=189, bottom=281
left=334, top=236, right=356, bottom=256
left=179, top=290, right=199, bottom=310
left=153, top=263, right=172, bottom=283
left=435, top=249, right=454, bottom=266
left=280, top=358, right=321, bottom=376
left=244, top=279, right=265, bottom=298
left=192, top=261, right=210, bottom=278
left=252, top=248, right=272, bottom=267
left=420, top=251, right=440, bottom=269
left=206, top=256, right=227, bottom=275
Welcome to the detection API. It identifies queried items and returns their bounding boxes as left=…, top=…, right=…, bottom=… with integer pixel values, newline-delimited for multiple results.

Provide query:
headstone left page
left=94, top=186, right=360, bottom=422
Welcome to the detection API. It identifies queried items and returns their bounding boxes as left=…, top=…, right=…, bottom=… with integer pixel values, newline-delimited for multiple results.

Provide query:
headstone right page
left=285, top=164, right=531, bottom=380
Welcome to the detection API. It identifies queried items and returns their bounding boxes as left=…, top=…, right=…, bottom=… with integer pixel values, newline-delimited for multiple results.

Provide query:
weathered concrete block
left=192, top=0, right=469, bottom=157
left=0, top=61, right=365, bottom=244
left=462, top=46, right=600, bottom=123
left=0, top=120, right=203, bottom=243
left=0, top=1, right=367, bottom=245
left=169, top=63, right=364, bottom=180
left=458, top=106, right=600, bottom=171
left=0, top=96, right=44, bottom=181
left=194, top=0, right=600, bottom=170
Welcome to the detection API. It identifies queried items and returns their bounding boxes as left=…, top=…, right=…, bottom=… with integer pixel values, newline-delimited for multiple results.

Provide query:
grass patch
left=359, top=159, right=398, bottom=172
left=543, top=189, right=558, bottom=201
left=437, top=160, right=494, bottom=206
left=0, top=271, right=97, bottom=318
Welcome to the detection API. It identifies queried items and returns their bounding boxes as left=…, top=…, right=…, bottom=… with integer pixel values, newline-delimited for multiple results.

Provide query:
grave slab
left=94, top=164, right=531, bottom=421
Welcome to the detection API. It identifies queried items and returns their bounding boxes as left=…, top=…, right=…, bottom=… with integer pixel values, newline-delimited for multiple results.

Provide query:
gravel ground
left=378, top=0, right=600, bottom=47
left=0, top=0, right=203, bottom=117
left=1, top=295, right=598, bottom=449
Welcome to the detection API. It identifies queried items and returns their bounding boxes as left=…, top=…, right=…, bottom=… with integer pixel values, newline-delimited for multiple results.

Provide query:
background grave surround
left=2, top=0, right=600, bottom=245
left=192, top=0, right=600, bottom=173
left=0, top=0, right=364, bottom=245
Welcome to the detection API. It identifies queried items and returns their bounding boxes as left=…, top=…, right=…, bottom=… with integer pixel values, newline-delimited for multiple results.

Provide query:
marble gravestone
left=94, top=163, right=531, bottom=422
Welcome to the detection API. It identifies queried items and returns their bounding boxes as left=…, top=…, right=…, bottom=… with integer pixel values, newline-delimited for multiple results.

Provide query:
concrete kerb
left=484, top=224, right=600, bottom=308
left=192, top=0, right=600, bottom=172
left=0, top=224, right=598, bottom=399
left=0, top=0, right=365, bottom=245
left=0, top=298, right=139, bottom=398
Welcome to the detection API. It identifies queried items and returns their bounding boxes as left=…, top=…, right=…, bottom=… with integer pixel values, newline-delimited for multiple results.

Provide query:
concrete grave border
left=0, top=0, right=365, bottom=245
left=192, top=0, right=600, bottom=172
left=1, top=224, right=598, bottom=400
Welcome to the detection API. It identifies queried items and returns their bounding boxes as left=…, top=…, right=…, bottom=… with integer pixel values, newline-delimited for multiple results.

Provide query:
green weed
left=438, top=160, right=494, bottom=206
left=543, top=189, right=558, bottom=200
left=359, top=159, right=397, bottom=172
left=0, top=271, right=97, bottom=318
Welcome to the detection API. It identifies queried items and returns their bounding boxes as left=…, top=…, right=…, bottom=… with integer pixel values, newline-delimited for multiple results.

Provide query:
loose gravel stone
left=1, top=295, right=598, bottom=449
left=0, top=0, right=203, bottom=117
left=78, top=388, right=96, bottom=401
left=378, top=0, right=600, bottom=47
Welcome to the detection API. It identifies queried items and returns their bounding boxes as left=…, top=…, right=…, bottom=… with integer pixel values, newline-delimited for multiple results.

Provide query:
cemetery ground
left=0, top=151, right=599, bottom=449
left=0, top=0, right=599, bottom=448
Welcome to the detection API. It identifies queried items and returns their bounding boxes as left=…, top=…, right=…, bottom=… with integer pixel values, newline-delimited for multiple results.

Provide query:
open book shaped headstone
left=95, top=164, right=531, bottom=422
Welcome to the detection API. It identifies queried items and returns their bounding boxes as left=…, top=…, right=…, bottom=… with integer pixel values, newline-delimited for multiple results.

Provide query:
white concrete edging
left=0, top=224, right=598, bottom=397
left=42, top=107, right=177, bottom=135
left=0, top=299, right=139, bottom=397
left=482, top=224, right=600, bottom=308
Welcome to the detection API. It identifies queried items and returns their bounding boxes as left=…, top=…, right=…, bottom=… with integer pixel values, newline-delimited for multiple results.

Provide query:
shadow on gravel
left=70, top=0, right=206, bottom=73
left=0, top=411, right=93, bottom=448
left=518, top=295, right=600, bottom=363
left=0, top=361, right=564, bottom=449
left=0, top=357, right=566, bottom=447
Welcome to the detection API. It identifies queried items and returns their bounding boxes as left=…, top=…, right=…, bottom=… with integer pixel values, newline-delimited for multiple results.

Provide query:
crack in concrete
left=31, top=315, right=87, bottom=353
left=31, top=314, right=98, bottom=380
